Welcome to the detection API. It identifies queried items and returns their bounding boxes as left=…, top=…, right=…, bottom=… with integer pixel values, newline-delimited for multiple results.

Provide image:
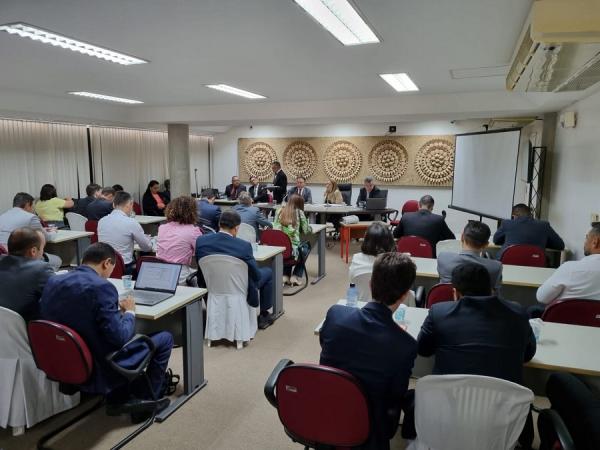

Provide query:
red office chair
left=111, top=252, right=126, bottom=278
left=389, top=200, right=420, bottom=228
left=500, top=244, right=546, bottom=267
left=264, top=359, right=373, bottom=449
left=85, top=220, right=99, bottom=243
left=397, top=236, right=434, bottom=258
left=135, top=255, right=165, bottom=276
left=0, top=244, right=7, bottom=255
left=261, top=229, right=309, bottom=296
left=27, top=320, right=159, bottom=450
left=133, top=202, right=142, bottom=216
left=426, top=283, right=455, bottom=308
left=541, top=299, right=600, bottom=327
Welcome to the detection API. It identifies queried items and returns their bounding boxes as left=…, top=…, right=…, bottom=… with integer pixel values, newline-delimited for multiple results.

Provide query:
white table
left=135, top=215, right=166, bottom=235
left=254, top=245, right=285, bottom=320
left=255, top=203, right=396, bottom=224
left=45, top=230, right=94, bottom=265
left=109, top=279, right=208, bottom=422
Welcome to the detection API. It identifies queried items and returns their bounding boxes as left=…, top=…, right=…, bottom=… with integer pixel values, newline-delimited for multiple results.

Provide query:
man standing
left=287, top=176, right=312, bottom=204
left=197, top=189, right=222, bottom=230
left=320, top=253, right=418, bottom=449
left=86, top=187, right=116, bottom=221
left=248, top=176, right=268, bottom=203
left=0, top=227, right=54, bottom=321
left=195, top=210, right=274, bottom=329
left=270, top=161, right=287, bottom=204
left=233, top=192, right=272, bottom=235
left=224, top=176, right=247, bottom=200
left=73, top=183, right=101, bottom=217
left=356, top=176, right=383, bottom=205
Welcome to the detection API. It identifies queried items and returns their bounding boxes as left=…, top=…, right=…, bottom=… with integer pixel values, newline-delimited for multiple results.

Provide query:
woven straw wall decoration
left=323, top=140, right=362, bottom=182
left=243, top=141, right=278, bottom=181
left=415, top=139, right=455, bottom=185
left=283, top=141, right=318, bottom=179
left=369, top=140, right=409, bottom=182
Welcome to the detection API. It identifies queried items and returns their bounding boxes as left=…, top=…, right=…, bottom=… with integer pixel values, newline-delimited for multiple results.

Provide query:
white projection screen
left=450, top=129, right=521, bottom=220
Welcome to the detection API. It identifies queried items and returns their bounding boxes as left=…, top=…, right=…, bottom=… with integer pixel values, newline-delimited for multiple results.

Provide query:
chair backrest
left=378, top=189, right=388, bottom=199
left=397, top=235, right=433, bottom=258
left=0, top=306, right=33, bottom=359
left=350, top=272, right=372, bottom=302
left=135, top=255, right=165, bottom=277
left=338, top=183, right=352, bottom=205
left=260, top=229, right=293, bottom=260
left=27, top=320, right=93, bottom=385
left=427, top=283, right=455, bottom=308
left=501, top=244, right=546, bottom=267
left=436, top=239, right=462, bottom=255
left=415, top=374, right=533, bottom=450
left=237, top=222, right=257, bottom=244
left=198, top=255, right=248, bottom=296
left=402, top=200, right=419, bottom=215
left=542, top=299, right=600, bottom=327
left=274, top=363, right=370, bottom=448
left=84, top=220, right=98, bottom=243
left=110, top=252, right=126, bottom=278
left=0, top=244, right=6, bottom=255
left=133, top=202, right=142, bottom=216
left=65, top=212, right=87, bottom=231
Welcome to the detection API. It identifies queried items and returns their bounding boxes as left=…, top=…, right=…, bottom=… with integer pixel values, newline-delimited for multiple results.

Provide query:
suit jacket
left=437, top=250, right=503, bottom=291
left=73, top=196, right=95, bottom=217
left=232, top=204, right=272, bottom=235
left=271, top=170, right=288, bottom=203
left=493, top=216, right=565, bottom=255
left=287, top=186, right=312, bottom=204
left=40, top=265, right=137, bottom=394
left=142, top=191, right=167, bottom=216
left=86, top=199, right=113, bottom=221
left=197, top=199, right=221, bottom=230
left=393, top=209, right=455, bottom=255
left=417, top=295, right=536, bottom=384
left=224, top=184, right=247, bottom=200
left=0, top=255, right=54, bottom=322
left=0, top=207, right=46, bottom=245
left=320, top=302, right=417, bottom=450
left=249, top=184, right=268, bottom=203
left=356, top=186, right=384, bottom=205
left=195, top=232, right=262, bottom=308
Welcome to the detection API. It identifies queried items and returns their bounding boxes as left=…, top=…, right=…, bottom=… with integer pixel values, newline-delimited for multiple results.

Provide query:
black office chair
left=338, top=184, right=352, bottom=206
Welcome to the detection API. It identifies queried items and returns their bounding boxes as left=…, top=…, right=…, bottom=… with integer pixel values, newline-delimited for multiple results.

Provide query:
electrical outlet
left=591, top=213, right=600, bottom=223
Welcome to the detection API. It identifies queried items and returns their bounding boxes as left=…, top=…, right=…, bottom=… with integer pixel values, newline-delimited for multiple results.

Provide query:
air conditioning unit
left=507, top=0, right=600, bottom=92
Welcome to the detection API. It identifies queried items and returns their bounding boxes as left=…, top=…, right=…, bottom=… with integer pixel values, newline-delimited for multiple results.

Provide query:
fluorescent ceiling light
left=205, top=84, right=266, bottom=99
left=379, top=73, right=419, bottom=92
left=0, top=22, right=148, bottom=65
left=69, top=92, right=143, bottom=104
left=293, top=0, right=379, bottom=46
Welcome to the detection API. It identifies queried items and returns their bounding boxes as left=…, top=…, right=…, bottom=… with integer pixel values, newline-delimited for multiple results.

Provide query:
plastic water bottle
left=346, top=283, right=358, bottom=307
left=394, top=304, right=407, bottom=324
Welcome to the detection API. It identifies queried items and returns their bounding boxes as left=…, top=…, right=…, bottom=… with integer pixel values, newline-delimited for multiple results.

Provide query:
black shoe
left=106, top=397, right=168, bottom=416
left=130, top=397, right=170, bottom=424
left=258, top=314, right=274, bottom=330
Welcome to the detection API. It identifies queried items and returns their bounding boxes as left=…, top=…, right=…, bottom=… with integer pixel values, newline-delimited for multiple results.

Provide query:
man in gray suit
left=233, top=192, right=272, bottom=235
left=287, top=176, right=312, bottom=204
left=0, top=192, right=61, bottom=270
left=437, top=221, right=502, bottom=292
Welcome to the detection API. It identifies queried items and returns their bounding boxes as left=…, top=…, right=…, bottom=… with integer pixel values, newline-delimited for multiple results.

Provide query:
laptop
left=132, top=261, right=182, bottom=306
left=365, top=197, right=387, bottom=210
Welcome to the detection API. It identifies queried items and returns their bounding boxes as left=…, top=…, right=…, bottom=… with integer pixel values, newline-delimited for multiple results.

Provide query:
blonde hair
left=325, top=180, right=338, bottom=196
left=279, top=194, right=304, bottom=227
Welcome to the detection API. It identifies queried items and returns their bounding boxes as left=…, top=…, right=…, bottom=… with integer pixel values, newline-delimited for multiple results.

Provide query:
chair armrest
left=106, top=334, right=156, bottom=382
left=538, top=409, right=576, bottom=450
left=264, top=359, right=294, bottom=408
left=389, top=210, right=399, bottom=222
left=415, top=286, right=425, bottom=308
left=186, top=270, right=198, bottom=287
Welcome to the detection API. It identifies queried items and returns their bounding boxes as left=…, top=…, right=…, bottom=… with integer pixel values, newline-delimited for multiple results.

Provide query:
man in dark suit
left=0, top=227, right=54, bottom=322
left=393, top=195, right=455, bottom=255
left=356, top=176, right=384, bottom=205
left=73, top=183, right=101, bottom=217
left=224, top=176, right=247, bottom=200
left=195, top=210, right=274, bottom=329
left=417, top=262, right=536, bottom=447
left=287, top=176, right=312, bottom=204
left=86, top=187, right=115, bottom=221
left=197, top=189, right=222, bottom=230
left=320, top=253, right=418, bottom=449
left=248, top=176, right=268, bottom=203
left=493, top=203, right=564, bottom=256
left=40, top=243, right=173, bottom=411
left=233, top=192, right=272, bottom=235
left=270, top=161, right=287, bottom=204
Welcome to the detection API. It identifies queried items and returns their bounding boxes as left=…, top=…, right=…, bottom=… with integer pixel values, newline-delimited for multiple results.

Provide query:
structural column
left=168, top=123, right=191, bottom=198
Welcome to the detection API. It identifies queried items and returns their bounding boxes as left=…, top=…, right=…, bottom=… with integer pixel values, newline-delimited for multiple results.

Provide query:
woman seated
left=142, top=180, right=168, bottom=216
left=273, top=194, right=311, bottom=286
left=34, top=184, right=74, bottom=228
left=323, top=180, right=344, bottom=205
left=156, top=196, right=202, bottom=284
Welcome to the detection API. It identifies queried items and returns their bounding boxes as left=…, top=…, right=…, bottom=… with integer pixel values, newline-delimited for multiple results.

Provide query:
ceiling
left=0, top=0, right=593, bottom=129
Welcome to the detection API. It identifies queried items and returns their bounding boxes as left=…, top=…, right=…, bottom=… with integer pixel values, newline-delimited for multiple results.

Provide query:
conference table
left=253, top=245, right=286, bottom=320
left=109, top=279, right=208, bottom=422
left=255, top=202, right=397, bottom=224
left=303, top=224, right=327, bottom=284
left=135, top=215, right=166, bottom=235
left=45, top=230, right=94, bottom=265
left=214, top=199, right=238, bottom=209
left=314, top=300, right=600, bottom=395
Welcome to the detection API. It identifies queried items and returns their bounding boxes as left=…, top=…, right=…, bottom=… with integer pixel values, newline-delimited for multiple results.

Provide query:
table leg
left=155, top=298, right=207, bottom=422
left=345, top=229, right=351, bottom=264
left=308, top=212, right=317, bottom=224
left=75, top=237, right=91, bottom=265
left=311, top=228, right=326, bottom=284
left=271, top=253, right=284, bottom=320
left=340, top=228, right=345, bottom=259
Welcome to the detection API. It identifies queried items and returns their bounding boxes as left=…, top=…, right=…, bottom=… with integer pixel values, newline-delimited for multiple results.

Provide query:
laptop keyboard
left=134, top=291, right=170, bottom=302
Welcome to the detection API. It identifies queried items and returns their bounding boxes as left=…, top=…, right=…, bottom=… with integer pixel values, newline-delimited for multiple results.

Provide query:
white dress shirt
left=536, top=253, right=600, bottom=304
left=98, top=209, right=152, bottom=264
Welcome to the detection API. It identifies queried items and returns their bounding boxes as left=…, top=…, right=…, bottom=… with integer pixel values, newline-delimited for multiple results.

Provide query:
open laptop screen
left=135, top=262, right=181, bottom=293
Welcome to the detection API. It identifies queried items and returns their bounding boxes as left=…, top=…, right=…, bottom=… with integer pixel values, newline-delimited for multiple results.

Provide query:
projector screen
left=450, top=128, right=521, bottom=220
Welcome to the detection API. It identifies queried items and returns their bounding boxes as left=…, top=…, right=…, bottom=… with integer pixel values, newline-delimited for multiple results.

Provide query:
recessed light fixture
left=293, top=0, right=379, bottom=46
left=379, top=73, right=419, bottom=92
left=0, top=22, right=148, bottom=65
left=205, top=84, right=266, bottom=99
left=69, top=92, right=143, bottom=104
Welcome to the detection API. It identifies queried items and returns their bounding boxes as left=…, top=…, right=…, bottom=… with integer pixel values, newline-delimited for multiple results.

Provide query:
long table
left=109, top=279, right=208, bottom=422
left=135, top=215, right=166, bottom=235
left=254, top=245, right=286, bottom=320
left=45, top=230, right=94, bottom=265
left=256, top=202, right=396, bottom=224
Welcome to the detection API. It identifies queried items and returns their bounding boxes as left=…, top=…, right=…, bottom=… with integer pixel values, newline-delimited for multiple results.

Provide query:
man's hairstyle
left=463, top=221, right=491, bottom=248
left=371, top=252, right=416, bottom=306
left=364, top=176, right=373, bottom=183
left=165, top=196, right=197, bottom=225
left=512, top=203, right=532, bottom=217
left=7, top=227, right=43, bottom=256
left=232, top=175, right=239, bottom=181
left=112, top=184, right=124, bottom=192
left=589, top=223, right=600, bottom=238
left=238, top=191, right=252, bottom=206
left=250, top=175, right=258, bottom=181
left=101, top=187, right=116, bottom=197
left=419, top=195, right=434, bottom=209
left=39, top=184, right=57, bottom=201
left=219, top=210, right=242, bottom=229
left=113, top=191, right=132, bottom=207
left=201, top=188, right=216, bottom=199
left=13, top=192, right=34, bottom=208
left=451, top=262, right=492, bottom=297
left=361, top=222, right=395, bottom=256
left=86, top=183, right=101, bottom=197
left=296, top=176, right=305, bottom=182
left=272, top=160, right=281, bottom=168
left=82, top=242, right=116, bottom=265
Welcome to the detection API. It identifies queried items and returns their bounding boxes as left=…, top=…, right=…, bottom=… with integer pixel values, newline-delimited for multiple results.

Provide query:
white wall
left=212, top=120, right=536, bottom=235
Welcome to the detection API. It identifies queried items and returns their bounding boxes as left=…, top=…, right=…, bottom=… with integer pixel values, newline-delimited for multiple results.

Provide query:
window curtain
left=0, top=119, right=88, bottom=211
